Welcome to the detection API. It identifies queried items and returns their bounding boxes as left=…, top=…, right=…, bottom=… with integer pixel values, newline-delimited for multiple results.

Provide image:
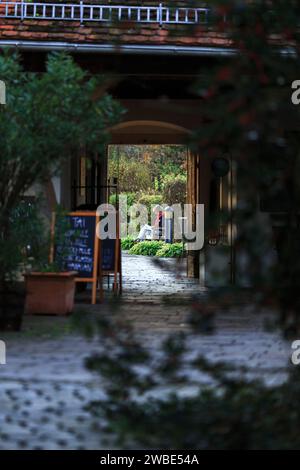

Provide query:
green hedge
left=121, top=236, right=136, bottom=251
left=156, top=242, right=184, bottom=258
left=127, top=241, right=184, bottom=257
left=129, top=241, right=164, bottom=256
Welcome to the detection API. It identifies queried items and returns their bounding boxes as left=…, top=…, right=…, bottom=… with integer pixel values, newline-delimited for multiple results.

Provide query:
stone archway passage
left=108, top=119, right=203, bottom=283
left=107, top=141, right=191, bottom=293
left=62, top=118, right=206, bottom=284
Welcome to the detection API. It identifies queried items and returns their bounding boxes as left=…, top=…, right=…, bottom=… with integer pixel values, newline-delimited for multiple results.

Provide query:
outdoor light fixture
left=211, top=157, right=230, bottom=178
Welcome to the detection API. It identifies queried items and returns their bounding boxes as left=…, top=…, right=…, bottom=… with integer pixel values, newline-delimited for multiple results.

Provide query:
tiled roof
left=0, top=1, right=231, bottom=49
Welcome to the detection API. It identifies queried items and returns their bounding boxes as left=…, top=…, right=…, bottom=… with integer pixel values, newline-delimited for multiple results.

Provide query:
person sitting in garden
left=136, top=205, right=163, bottom=241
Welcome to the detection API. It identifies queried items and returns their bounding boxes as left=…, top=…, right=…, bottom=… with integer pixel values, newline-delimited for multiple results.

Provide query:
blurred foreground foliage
left=80, top=309, right=299, bottom=450
left=82, top=0, right=300, bottom=449
left=190, top=0, right=300, bottom=335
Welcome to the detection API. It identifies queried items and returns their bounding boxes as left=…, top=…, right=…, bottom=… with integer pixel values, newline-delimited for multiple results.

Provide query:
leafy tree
left=0, top=51, right=122, bottom=317
left=109, top=155, right=152, bottom=193
left=108, top=145, right=187, bottom=193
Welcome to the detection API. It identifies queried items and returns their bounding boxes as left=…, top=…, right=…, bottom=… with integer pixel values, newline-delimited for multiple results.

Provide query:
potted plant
left=24, top=266, right=77, bottom=316
left=24, top=208, right=78, bottom=316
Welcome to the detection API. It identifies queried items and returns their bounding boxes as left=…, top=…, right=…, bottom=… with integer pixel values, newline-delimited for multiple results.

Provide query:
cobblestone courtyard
left=0, top=255, right=293, bottom=449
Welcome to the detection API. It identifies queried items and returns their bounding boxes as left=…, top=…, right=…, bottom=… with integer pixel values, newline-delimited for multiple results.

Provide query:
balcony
left=0, top=2, right=210, bottom=25
left=0, top=2, right=231, bottom=52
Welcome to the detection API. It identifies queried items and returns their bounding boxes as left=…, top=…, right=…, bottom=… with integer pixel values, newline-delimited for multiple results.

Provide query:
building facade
left=0, top=1, right=239, bottom=285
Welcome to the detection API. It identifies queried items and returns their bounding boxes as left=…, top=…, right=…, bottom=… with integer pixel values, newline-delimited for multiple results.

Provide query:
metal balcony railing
left=0, top=2, right=210, bottom=25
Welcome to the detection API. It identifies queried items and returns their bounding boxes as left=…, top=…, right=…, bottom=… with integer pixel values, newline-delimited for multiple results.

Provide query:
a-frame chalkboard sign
left=50, top=212, right=103, bottom=304
left=102, top=237, right=122, bottom=294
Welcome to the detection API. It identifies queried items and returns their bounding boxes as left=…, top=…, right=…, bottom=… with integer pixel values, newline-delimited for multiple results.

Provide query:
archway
left=60, top=118, right=235, bottom=289
left=109, top=120, right=190, bottom=145
left=107, top=120, right=202, bottom=290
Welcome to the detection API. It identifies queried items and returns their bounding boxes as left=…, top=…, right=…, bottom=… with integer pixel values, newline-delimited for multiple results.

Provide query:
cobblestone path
left=0, top=255, right=293, bottom=449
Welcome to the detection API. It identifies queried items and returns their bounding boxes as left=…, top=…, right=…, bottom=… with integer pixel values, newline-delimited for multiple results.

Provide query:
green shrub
left=109, top=192, right=137, bottom=208
left=129, top=241, right=164, bottom=256
left=109, top=156, right=152, bottom=193
left=109, top=193, right=138, bottom=227
left=109, top=193, right=117, bottom=206
left=137, top=193, right=163, bottom=214
left=121, top=236, right=136, bottom=251
left=162, top=174, right=187, bottom=205
left=128, top=241, right=184, bottom=257
left=156, top=243, right=184, bottom=258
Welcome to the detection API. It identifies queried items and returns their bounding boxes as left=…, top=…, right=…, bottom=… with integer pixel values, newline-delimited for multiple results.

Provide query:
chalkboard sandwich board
left=102, top=238, right=122, bottom=294
left=51, top=212, right=102, bottom=305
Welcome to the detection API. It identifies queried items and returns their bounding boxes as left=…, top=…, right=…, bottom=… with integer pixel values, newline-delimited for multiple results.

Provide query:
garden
left=108, top=145, right=187, bottom=258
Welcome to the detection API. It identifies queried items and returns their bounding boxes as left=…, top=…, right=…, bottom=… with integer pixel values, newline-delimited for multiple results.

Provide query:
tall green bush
left=109, top=192, right=137, bottom=208
left=137, top=193, right=163, bottom=214
left=162, top=174, right=187, bottom=205
left=109, top=156, right=152, bottom=193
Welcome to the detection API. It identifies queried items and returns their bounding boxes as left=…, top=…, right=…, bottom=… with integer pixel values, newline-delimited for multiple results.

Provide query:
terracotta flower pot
left=24, top=271, right=77, bottom=315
